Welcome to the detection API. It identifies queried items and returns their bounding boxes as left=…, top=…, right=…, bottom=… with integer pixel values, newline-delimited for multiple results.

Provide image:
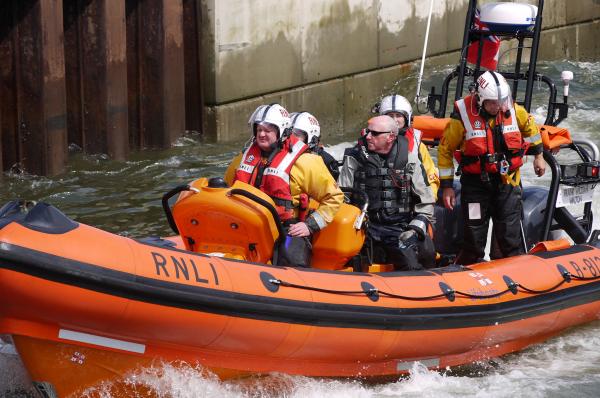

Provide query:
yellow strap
left=500, top=169, right=521, bottom=186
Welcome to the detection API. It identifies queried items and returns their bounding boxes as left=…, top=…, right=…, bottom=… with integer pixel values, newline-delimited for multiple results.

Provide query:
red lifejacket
left=403, top=127, right=418, bottom=154
left=455, top=95, right=525, bottom=175
left=234, top=135, right=308, bottom=220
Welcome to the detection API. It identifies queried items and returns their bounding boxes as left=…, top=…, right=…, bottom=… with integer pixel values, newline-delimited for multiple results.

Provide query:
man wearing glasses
left=338, top=115, right=436, bottom=271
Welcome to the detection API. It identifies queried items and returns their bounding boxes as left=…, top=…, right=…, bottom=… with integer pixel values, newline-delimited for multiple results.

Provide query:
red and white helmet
left=290, top=111, right=320, bottom=150
left=379, top=95, right=413, bottom=126
left=248, top=103, right=292, bottom=141
left=476, top=71, right=512, bottom=109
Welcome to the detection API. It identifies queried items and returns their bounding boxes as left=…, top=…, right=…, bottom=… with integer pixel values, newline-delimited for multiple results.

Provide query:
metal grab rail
left=572, top=138, right=600, bottom=161
left=542, top=141, right=598, bottom=243
left=162, top=185, right=194, bottom=235
left=424, top=0, right=573, bottom=128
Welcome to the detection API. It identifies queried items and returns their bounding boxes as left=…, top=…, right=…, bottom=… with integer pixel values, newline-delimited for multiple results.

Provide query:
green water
left=1, top=60, right=599, bottom=397
left=1, top=61, right=598, bottom=239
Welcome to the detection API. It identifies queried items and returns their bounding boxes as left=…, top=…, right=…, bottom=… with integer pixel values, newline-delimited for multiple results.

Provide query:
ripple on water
left=0, top=62, right=600, bottom=397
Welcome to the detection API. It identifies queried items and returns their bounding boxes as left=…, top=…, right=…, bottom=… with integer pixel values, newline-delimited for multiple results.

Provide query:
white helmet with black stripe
left=248, top=103, right=292, bottom=142
left=476, top=71, right=512, bottom=110
left=379, top=95, right=413, bottom=126
left=290, top=111, right=320, bottom=150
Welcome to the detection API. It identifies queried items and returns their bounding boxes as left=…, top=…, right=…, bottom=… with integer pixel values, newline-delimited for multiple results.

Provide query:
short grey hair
left=368, top=115, right=399, bottom=135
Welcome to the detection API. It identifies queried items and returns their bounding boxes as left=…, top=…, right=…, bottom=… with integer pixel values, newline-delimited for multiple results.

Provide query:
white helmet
left=290, top=111, right=320, bottom=150
left=476, top=71, right=512, bottom=109
left=379, top=95, right=413, bottom=126
left=248, top=103, right=292, bottom=141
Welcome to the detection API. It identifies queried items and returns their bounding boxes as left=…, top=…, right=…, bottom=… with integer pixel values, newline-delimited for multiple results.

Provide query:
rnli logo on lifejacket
left=246, top=154, right=255, bottom=163
left=468, top=272, right=493, bottom=286
left=474, top=120, right=482, bottom=129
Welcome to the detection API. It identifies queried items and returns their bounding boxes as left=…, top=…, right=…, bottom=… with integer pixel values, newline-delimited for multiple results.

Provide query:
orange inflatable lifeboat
left=1, top=184, right=600, bottom=397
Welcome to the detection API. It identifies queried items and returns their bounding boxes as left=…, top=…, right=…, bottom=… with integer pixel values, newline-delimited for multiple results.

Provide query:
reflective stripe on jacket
left=455, top=95, right=524, bottom=174
left=438, top=99, right=542, bottom=188
left=235, top=135, right=308, bottom=220
left=406, top=127, right=439, bottom=198
left=226, top=144, right=344, bottom=231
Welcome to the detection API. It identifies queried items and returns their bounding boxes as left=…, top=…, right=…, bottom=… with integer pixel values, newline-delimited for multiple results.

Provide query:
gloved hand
left=385, top=231, right=424, bottom=271
left=400, top=241, right=423, bottom=271
left=405, top=257, right=424, bottom=271
left=398, top=229, right=418, bottom=244
left=407, top=215, right=430, bottom=241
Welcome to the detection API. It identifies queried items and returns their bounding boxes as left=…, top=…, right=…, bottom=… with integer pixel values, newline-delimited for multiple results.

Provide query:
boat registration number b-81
left=561, top=255, right=600, bottom=278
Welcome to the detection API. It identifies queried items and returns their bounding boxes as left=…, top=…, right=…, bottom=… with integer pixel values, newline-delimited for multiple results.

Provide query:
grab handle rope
left=268, top=270, right=600, bottom=302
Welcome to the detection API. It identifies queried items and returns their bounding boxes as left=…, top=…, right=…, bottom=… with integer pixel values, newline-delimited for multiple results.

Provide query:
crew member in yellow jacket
left=224, top=103, right=343, bottom=266
left=438, top=71, right=545, bottom=265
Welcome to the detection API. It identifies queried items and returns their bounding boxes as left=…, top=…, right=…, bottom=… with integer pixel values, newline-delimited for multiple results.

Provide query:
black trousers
left=456, top=174, right=524, bottom=265
left=368, top=222, right=436, bottom=270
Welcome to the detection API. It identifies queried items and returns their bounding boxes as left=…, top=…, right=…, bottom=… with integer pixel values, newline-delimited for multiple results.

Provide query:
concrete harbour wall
left=1, top=0, right=599, bottom=176
left=203, top=0, right=600, bottom=143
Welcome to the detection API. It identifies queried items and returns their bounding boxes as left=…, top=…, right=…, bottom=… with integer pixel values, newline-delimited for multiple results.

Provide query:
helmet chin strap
left=472, top=95, right=481, bottom=117
left=308, top=135, right=319, bottom=150
left=402, top=113, right=410, bottom=128
left=279, top=127, right=294, bottom=152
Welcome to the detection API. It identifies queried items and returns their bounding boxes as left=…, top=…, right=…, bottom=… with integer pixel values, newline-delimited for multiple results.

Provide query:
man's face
left=482, top=95, right=511, bottom=116
left=386, top=112, right=406, bottom=129
left=482, top=99, right=501, bottom=116
left=255, top=123, right=279, bottom=151
left=365, top=127, right=392, bottom=154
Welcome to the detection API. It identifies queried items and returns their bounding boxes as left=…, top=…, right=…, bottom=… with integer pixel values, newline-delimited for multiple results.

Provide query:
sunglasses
left=365, top=128, right=391, bottom=137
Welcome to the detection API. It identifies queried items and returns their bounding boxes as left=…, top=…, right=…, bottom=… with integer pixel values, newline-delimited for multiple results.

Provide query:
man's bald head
left=367, top=115, right=399, bottom=135
left=365, top=115, right=398, bottom=155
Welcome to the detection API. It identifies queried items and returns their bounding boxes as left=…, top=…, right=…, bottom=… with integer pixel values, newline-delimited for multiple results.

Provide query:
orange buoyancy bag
left=456, top=95, right=524, bottom=174
left=539, top=125, right=572, bottom=151
left=412, top=115, right=450, bottom=144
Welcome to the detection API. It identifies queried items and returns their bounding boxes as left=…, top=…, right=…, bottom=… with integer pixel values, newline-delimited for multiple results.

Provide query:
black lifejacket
left=352, top=135, right=413, bottom=225
left=314, top=147, right=340, bottom=180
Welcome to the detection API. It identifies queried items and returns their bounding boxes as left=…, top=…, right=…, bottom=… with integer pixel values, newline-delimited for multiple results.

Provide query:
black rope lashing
left=516, top=279, right=568, bottom=295
left=267, top=269, right=600, bottom=302
left=269, top=279, right=368, bottom=296
left=378, top=290, right=450, bottom=301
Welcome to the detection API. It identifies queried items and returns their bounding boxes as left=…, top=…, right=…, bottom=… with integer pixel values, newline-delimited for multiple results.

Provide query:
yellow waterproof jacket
left=225, top=152, right=344, bottom=231
left=438, top=103, right=542, bottom=187
left=418, top=141, right=440, bottom=198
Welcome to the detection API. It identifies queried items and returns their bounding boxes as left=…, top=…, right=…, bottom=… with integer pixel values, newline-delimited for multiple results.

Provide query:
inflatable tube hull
left=2, top=211, right=600, bottom=396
